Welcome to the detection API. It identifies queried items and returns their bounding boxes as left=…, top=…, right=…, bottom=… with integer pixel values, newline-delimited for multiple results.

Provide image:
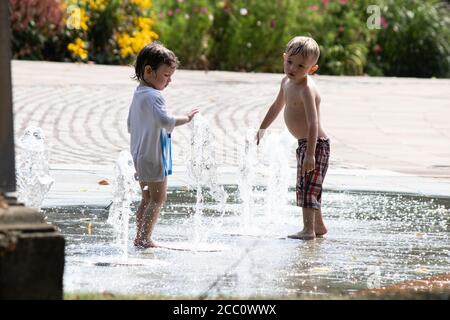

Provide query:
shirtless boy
left=257, top=36, right=330, bottom=240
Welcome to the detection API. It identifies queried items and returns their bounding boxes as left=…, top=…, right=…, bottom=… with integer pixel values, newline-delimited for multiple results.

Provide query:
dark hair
left=133, top=42, right=179, bottom=81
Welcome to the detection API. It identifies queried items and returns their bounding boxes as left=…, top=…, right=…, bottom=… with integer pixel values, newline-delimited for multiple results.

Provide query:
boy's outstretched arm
left=301, top=87, right=318, bottom=176
left=256, top=77, right=287, bottom=145
left=175, top=108, right=199, bottom=126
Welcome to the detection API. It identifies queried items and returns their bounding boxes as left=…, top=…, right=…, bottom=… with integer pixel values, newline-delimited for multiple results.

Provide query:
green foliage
left=153, top=0, right=213, bottom=69
left=372, top=0, right=450, bottom=78
left=85, top=0, right=121, bottom=64
left=64, top=0, right=122, bottom=64
left=64, top=0, right=157, bottom=64
left=153, top=0, right=377, bottom=75
left=153, top=0, right=293, bottom=72
left=10, top=0, right=158, bottom=64
left=9, top=0, right=66, bottom=60
left=207, top=0, right=292, bottom=72
left=289, top=0, right=375, bottom=75
left=9, top=0, right=450, bottom=77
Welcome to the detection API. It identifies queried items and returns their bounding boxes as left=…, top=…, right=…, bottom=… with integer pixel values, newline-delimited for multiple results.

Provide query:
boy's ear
left=283, top=52, right=286, bottom=60
left=144, top=65, right=153, bottom=74
left=308, top=64, right=319, bottom=75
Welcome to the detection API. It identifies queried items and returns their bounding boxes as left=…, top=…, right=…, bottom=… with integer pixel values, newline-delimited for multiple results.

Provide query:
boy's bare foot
left=315, top=227, right=328, bottom=238
left=134, top=239, right=159, bottom=249
left=287, top=230, right=316, bottom=240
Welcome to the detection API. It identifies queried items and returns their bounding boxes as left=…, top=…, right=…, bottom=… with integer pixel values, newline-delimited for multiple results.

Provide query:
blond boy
left=257, top=36, right=330, bottom=240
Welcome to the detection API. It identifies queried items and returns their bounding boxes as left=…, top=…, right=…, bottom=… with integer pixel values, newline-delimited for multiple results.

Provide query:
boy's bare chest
left=283, top=85, right=304, bottom=110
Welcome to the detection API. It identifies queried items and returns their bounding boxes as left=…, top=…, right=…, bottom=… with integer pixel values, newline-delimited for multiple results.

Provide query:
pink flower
left=175, top=8, right=181, bottom=14
left=321, top=0, right=330, bottom=6
left=270, top=19, right=277, bottom=28
left=308, top=5, right=319, bottom=11
left=339, top=0, right=348, bottom=5
left=373, top=44, right=382, bottom=55
left=380, top=16, right=389, bottom=29
left=167, top=10, right=173, bottom=17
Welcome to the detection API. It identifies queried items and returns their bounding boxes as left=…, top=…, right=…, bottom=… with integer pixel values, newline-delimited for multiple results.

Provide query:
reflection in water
left=43, top=188, right=450, bottom=297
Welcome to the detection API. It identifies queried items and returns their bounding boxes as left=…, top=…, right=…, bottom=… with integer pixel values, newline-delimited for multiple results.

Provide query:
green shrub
left=207, top=0, right=293, bottom=72
left=289, top=0, right=376, bottom=76
left=152, top=0, right=213, bottom=69
left=372, top=0, right=450, bottom=78
left=65, top=0, right=158, bottom=64
left=9, top=0, right=450, bottom=78
left=9, top=0, right=66, bottom=60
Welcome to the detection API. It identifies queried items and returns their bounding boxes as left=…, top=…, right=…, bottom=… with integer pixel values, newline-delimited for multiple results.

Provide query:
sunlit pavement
left=11, top=60, right=450, bottom=206
left=13, top=61, right=450, bottom=298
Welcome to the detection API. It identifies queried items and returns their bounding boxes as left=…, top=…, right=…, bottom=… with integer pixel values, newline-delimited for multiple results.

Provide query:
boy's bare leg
left=134, top=201, right=146, bottom=241
left=288, top=208, right=316, bottom=240
left=315, top=208, right=328, bottom=237
left=138, top=178, right=167, bottom=248
left=134, top=182, right=150, bottom=245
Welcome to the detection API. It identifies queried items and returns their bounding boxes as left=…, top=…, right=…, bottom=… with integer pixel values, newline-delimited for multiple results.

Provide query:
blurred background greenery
left=9, top=0, right=450, bottom=77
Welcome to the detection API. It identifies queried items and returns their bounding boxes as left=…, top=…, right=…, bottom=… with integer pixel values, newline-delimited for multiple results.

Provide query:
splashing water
left=16, top=126, right=54, bottom=211
left=186, top=114, right=227, bottom=243
left=49, top=189, right=450, bottom=296
left=107, top=151, right=138, bottom=259
left=261, top=130, right=293, bottom=222
left=237, top=129, right=259, bottom=234
left=236, top=129, right=293, bottom=235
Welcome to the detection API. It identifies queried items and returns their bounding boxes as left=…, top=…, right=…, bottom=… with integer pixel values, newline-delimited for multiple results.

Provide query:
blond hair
left=285, top=36, right=320, bottom=64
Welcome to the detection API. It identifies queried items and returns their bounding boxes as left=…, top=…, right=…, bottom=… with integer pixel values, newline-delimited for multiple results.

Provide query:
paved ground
left=12, top=60, right=450, bottom=177
left=10, top=60, right=450, bottom=206
left=10, top=61, right=450, bottom=295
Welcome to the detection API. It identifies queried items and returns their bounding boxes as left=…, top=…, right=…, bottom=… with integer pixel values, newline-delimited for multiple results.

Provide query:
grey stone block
left=0, top=206, right=65, bottom=299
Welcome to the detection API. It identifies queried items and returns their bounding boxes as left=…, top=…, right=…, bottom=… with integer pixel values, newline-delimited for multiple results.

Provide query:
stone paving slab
left=12, top=60, right=450, bottom=177
left=10, top=60, right=450, bottom=207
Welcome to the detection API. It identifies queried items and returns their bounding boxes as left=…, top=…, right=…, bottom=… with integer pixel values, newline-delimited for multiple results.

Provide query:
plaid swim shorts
left=296, top=138, right=330, bottom=209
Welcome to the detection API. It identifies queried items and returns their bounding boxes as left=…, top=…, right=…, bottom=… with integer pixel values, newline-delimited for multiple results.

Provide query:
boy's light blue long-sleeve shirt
left=127, top=85, right=175, bottom=182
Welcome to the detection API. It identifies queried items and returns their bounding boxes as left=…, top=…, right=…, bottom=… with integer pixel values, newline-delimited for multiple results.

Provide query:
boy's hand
left=301, top=155, right=315, bottom=176
left=255, top=129, right=265, bottom=145
left=186, top=109, right=199, bottom=122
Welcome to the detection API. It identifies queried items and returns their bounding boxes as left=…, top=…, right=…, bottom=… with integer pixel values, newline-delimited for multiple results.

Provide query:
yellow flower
left=79, top=50, right=88, bottom=60
left=112, top=2, right=158, bottom=60
left=130, top=0, right=152, bottom=10
left=79, top=8, right=89, bottom=31
left=89, top=0, right=107, bottom=11
left=116, top=29, right=158, bottom=59
left=67, top=0, right=87, bottom=5
left=136, top=17, right=154, bottom=30
left=68, top=38, right=88, bottom=60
